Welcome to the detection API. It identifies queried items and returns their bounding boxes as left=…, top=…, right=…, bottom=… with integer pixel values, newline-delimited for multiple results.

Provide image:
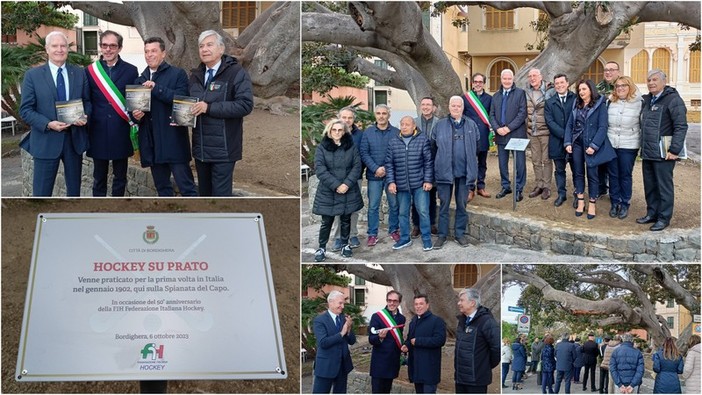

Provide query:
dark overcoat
left=405, top=311, right=446, bottom=385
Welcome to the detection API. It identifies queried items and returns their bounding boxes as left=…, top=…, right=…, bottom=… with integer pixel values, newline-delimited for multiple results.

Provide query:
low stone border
left=307, top=176, right=700, bottom=262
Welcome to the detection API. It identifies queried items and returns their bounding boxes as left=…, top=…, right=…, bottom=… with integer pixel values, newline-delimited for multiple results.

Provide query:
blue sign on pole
left=508, top=306, right=525, bottom=313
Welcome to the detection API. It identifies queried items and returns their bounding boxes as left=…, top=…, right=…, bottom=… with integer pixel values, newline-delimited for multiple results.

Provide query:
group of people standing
left=311, top=62, right=689, bottom=260
left=501, top=332, right=700, bottom=394
left=19, top=29, right=253, bottom=197
left=312, top=288, right=500, bottom=393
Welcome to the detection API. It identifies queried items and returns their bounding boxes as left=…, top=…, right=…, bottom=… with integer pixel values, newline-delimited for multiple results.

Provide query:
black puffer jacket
left=454, top=306, right=501, bottom=386
left=189, top=55, right=253, bottom=162
left=312, top=133, right=363, bottom=216
left=640, top=86, right=688, bottom=161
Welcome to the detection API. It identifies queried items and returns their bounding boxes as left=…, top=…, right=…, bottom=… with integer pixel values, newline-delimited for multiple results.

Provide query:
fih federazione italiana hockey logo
left=143, top=225, right=159, bottom=244
left=140, top=343, right=164, bottom=360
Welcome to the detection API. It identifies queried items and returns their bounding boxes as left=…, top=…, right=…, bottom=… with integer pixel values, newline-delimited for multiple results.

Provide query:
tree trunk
left=338, top=264, right=500, bottom=338
left=70, top=1, right=299, bottom=98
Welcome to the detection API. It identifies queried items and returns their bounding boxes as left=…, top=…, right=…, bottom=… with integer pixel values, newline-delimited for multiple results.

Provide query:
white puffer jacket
left=607, top=93, right=643, bottom=150
left=683, top=343, right=700, bottom=394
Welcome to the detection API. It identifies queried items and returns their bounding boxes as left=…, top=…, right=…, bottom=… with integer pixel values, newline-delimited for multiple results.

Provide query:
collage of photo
left=0, top=1, right=700, bottom=394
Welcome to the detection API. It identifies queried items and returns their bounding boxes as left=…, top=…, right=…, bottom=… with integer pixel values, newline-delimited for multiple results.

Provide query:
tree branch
left=347, top=58, right=406, bottom=90
left=632, top=265, right=701, bottom=314
left=69, top=2, right=133, bottom=26
left=638, top=2, right=701, bottom=29
left=333, top=264, right=391, bottom=286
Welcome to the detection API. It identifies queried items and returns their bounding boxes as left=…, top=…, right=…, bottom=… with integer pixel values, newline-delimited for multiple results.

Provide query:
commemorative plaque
left=16, top=213, right=287, bottom=381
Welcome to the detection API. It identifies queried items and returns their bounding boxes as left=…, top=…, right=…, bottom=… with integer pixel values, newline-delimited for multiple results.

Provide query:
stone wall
left=307, top=176, right=701, bottom=261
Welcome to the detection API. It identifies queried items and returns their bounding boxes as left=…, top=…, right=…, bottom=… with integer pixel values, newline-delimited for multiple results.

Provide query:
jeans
left=437, top=178, right=469, bottom=238
left=397, top=188, right=431, bottom=245
left=553, top=157, right=576, bottom=198
left=608, top=148, right=637, bottom=207
left=513, top=370, right=524, bottom=385
left=554, top=369, right=572, bottom=394
left=542, top=371, right=555, bottom=393
left=412, top=186, right=436, bottom=227
left=571, top=139, right=599, bottom=198
left=502, top=363, right=510, bottom=386
left=367, top=180, right=399, bottom=236
left=573, top=366, right=582, bottom=382
left=498, top=144, right=526, bottom=192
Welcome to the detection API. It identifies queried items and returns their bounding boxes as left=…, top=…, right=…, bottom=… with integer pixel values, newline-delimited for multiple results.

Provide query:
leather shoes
left=541, top=188, right=551, bottom=200
left=554, top=195, right=566, bottom=207
left=609, top=205, right=620, bottom=218
left=477, top=188, right=491, bottom=198
left=618, top=205, right=629, bottom=219
left=636, top=215, right=657, bottom=224
left=468, top=190, right=475, bottom=203
left=650, top=220, right=669, bottom=231
left=516, top=191, right=524, bottom=202
left=528, top=187, right=543, bottom=198
left=496, top=189, right=512, bottom=199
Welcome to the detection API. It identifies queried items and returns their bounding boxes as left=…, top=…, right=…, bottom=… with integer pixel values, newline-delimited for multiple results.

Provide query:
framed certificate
left=16, top=213, right=287, bottom=381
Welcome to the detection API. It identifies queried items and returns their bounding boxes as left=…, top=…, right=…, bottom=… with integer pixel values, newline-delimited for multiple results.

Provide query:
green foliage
left=525, top=12, right=550, bottom=51
left=502, top=321, right=518, bottom=341
left=302, top=265, right=351, bottom=292
left=301, top=95, right=375, bottom=167
left=302, top=42, right=369, bottom=95
left=2, top=2, right=78, bottom=35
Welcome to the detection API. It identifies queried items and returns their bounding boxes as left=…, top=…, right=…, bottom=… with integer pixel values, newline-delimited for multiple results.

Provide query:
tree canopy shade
left=302, top=1, right=701, bottom=111
left=1, top=2, right=78, bottom=35
left=70, top=1, right=300, bottom=98
left=503, top=264, right=701, bottom=350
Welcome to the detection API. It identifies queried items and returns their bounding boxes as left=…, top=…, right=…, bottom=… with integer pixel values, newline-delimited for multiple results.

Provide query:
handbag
left=536, top=361, right=542, bottom=372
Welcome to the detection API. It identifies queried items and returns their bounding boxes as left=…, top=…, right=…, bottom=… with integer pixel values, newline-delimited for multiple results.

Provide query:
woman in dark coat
left=653, top=337, right=684, bottom=393
left=565, top=79, right=616, bottom=219
left=511, top=336, right=527, bottom=390
left=312, top=119, right=363, bottom=262
left=541, top=335, right=556, bottom=394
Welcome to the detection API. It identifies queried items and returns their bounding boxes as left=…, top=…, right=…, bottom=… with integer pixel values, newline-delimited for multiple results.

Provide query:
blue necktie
left=501, top=90, right=509, bottom=125
left=651, top=95, right=658, bottom=105
left=335, top=315, right=343, bottom=333
left=204, top=69, right=214, bottom=88
left=56, top=67, right=66, bottom=101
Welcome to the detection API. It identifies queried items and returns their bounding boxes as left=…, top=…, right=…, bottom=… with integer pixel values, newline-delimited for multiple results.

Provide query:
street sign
left=508, top=306, right=525, bottom=313
left=694, top=314, right=701, bottom=323
left=16, top=213, right=287, bottom=382
left=517, top=314, right=530, bottom=334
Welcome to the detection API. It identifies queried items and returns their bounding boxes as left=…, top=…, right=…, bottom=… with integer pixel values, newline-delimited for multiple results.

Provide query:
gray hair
left=501, top=69, right=514, bottom=78
left=327, top=290, right=345, bottom=303
left=449, top=95, right=464, bottom=107
left=620, top=333, right=633, bottom=343
left=45, top=31, right=69, bottom=49
left=528, top=68, right=542, bottom=76
left=374, top=104, right=390, bottom=113
left=198, top=30, right=225, bottom=47
left=562, top=332, right=570, bottom=340
left=647, top=69, right=667, bottom=81
left=338, top=106, right=356, bottom=120
left=458, top=287, right=481, bottom=306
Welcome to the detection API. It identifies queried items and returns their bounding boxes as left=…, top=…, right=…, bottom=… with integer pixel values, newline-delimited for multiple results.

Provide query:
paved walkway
left=502, top=370, right=655, bottom=394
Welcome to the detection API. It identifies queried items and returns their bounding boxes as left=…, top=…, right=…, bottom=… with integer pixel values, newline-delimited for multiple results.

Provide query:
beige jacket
left=601, top=339, right=621, bottom=369
left=682, top=343, right=700, bottom=394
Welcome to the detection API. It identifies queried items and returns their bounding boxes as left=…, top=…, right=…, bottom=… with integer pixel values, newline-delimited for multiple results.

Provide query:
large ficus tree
left=302, top=1, right=700, bottom=113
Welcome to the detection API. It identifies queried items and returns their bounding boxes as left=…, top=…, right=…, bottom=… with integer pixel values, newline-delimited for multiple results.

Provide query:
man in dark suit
left=368, top=290, right=406, bottom=393
left=401, top=294, right=446, bottom=394
left=132, top=37, right=197, bottom=196
left=581, top=333, right=600, bottom=392
left=489, top=69, right=527, bottom=201
left=554, top=333, right=578, bottom=394
left=19, top=31, right=91, bottom=196
left=312, top=290, right=356, bottom=393
left=544, top=73, right=577, bottom=207
left=85, top=30, right=138, bottom=196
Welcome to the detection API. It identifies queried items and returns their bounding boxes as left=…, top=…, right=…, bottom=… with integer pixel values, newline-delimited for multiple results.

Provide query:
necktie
left=561, top=96, right=566, bottom=105
left=501, top=90, right=509, bottom=125
left=56, top=67, right=66, bottom=101
left=335, top=315, right=343, bottom=333
left=204, top=69, right=214, bottom=88
left=651, top=95, right=658, bottom=105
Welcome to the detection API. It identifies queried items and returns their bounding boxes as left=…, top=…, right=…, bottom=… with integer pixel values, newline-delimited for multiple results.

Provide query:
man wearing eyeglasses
left=595, top=61, right=621, bottom=197
left=368, top=290, right=406, bottom=393
left=454, top=288, right=500, bottom=393
left=462, top=73, right=493, bottom=201
left=85, top=30, right=138, bottom=196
